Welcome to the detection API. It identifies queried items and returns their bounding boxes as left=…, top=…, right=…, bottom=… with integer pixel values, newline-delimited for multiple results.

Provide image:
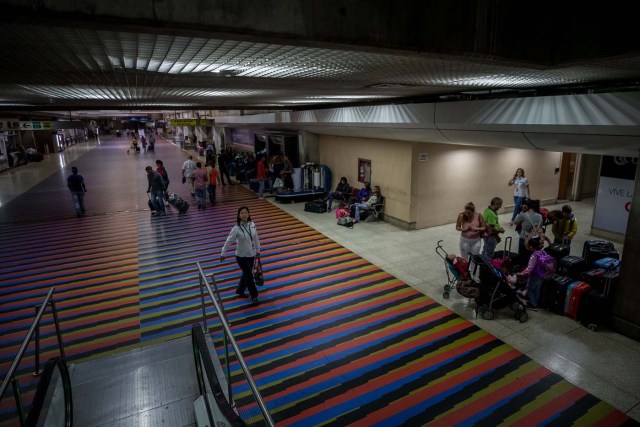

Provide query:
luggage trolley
left=436, top=240, right=479, bottom=300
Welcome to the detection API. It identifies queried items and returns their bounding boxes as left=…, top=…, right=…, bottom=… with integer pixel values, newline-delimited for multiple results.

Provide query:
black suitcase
left=580, top=272, right=618, bottom=331
left=582, top=240, right=619, bottom=267
left=545, top=242, right=571, bottom=261
left=304, top=199, right=327, bottom=213
left=168, top=193, right=189, bottom=214
left=557, top=255, right=587, bottom=279
left=547, top=275, right=573, bottom=314
left=148, top=198, right=156, bottom=212
left=580, top=268, right=606, bottom=291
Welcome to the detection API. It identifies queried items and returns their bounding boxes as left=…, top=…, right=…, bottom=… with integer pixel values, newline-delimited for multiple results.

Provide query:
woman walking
left=220, top=206, right=261, bottom=305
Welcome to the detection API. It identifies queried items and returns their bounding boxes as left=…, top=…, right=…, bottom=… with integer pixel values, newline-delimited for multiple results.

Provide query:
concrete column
left=613, top=153, right=640, bottom=341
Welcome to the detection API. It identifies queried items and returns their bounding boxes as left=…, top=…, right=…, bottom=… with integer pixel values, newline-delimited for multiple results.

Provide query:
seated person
left=353, top=185, right=381, bottom=222
left=551, top=205, right=578, bottom=245
left=351, top=182, right=371, bottom=203
left=326, top=177, right=351, bottom=211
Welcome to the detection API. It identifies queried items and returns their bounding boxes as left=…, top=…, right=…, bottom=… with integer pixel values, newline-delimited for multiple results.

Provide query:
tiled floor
left=2, top=136, right=639, bottom=422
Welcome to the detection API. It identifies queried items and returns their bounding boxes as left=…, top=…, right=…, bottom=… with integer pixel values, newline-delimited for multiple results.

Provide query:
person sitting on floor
left=353, top=185, right=381, bottom=222
left=326, top=177, right=351, bottom=211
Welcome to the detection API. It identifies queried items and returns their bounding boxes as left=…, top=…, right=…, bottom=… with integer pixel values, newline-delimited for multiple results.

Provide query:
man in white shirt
left=182, top=155, right=196, bottom=196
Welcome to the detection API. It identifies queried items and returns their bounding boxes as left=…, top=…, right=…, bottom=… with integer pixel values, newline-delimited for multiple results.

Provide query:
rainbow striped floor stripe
left=1, top=138, right=637, bottom=426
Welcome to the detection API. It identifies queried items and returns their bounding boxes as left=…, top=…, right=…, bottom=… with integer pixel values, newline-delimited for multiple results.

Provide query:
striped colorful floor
left=1, top=137, right=637, bottom=426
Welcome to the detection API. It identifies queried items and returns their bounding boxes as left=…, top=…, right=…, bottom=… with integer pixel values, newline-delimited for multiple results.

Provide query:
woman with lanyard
left=220, top=206, right=261, bottom=305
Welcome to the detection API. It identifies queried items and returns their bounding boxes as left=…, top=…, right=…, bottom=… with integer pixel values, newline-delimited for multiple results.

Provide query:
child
left=516, top=236, right=556, bottom=311
left=447, top=253, right=469, bottom=278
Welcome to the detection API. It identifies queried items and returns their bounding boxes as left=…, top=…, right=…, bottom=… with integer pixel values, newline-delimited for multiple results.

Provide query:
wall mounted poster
left=592, top=156, right=637, bottom=235
left=358, top=158, right=371, bottom=183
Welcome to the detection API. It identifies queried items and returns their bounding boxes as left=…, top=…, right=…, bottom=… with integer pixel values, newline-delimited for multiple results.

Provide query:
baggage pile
left=541, top=239, right=620, bottom=331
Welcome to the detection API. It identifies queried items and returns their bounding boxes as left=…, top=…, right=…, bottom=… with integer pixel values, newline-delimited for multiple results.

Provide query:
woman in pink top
left=455, top=202, right=486, bottom=259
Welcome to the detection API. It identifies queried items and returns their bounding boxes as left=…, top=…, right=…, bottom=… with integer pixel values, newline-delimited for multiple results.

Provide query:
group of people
left=325, top=178, right=382, bottom=222
left=455, top=168, right=579, bottom=310
left=126, top=131, right=155, bottom=155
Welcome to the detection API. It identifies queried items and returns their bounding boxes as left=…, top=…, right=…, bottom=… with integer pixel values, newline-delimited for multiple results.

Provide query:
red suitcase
left=568, top=282, right=590, bottom=320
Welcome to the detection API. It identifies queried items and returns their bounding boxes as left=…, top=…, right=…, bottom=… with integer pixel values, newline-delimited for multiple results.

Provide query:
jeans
left=459, top=236, right=481, bottom=259
left=236, top=256, right=258, bottom=298
left=354, top=203, right=369, bottom=221
left=71, top=191, right=85, bottom=214
left=151, top=190, right=165, bottom=213
left=527, top=275, right=543, bottom=307
left=258, top=179, right=265, bottom=198
left=482, top=235, right=498, bottom=264
left=195, top=188, right=206, bottom=208
left=511, top=196, right=526, bottom=221
left=518, top=238, right=532, bottom=268
left=207, top=185, right=217, bottom=205
left=327, top=192, right=347, bottom=210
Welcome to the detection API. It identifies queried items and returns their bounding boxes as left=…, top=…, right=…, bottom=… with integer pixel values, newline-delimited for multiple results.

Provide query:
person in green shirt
left=482, top=197, right=505, bottom=263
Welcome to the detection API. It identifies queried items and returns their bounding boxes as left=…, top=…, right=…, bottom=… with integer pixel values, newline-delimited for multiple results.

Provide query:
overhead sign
left=20, top=121, right=52, bottom=130
left=0, top=119, right=19, bottom=130
left=169, top=119, right=211, bottom=126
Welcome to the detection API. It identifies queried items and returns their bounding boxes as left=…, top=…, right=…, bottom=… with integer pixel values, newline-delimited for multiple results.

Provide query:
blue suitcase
left=593, top=257, right=620, bottom=272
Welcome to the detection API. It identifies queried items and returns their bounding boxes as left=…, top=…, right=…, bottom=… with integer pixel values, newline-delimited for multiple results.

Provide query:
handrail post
left=33, top=305, right=42, bottom=376
left=49, top=299, right=66, bottom=360
left=11, top=378, right=25, bottom=427
left=199, top=274, right=209, bottom=332
left=196, top=263, right=275, bottom=426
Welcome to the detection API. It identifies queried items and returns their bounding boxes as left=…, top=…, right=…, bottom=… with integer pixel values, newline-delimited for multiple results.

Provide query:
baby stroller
left=436, top=240, right=480, bottom=300
left=475, top=257, right=529, bottom=323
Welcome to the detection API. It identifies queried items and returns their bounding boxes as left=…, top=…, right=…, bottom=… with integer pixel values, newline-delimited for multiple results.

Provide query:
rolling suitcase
left=582, top=240, right=619, bottom=267
left=548, top=275, right=573, bottom=314
left=580, top=269, right=606, bottom=291
left=304, top=199, right=327, bottom=213
left=168, top=193, right=189, bottom=214
left=545, top=238, right=571, bottom=261
left=492, top=236, right=518, bottom=270
left=593, top=257, right=620, bottom=272
left=580, top=273, right=617, bottom=331
left=565, top=281, right=590, bottom=319
left=557, top=255, right=587, bottom=279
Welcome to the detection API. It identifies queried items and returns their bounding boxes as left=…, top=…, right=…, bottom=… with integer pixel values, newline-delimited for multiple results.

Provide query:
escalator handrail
left=0, top=287, right=56, bottom=400
left=192, top=324, right=246, bottom=427
left=196, top=262, right=275, bottom=427
left=25, top=357, right=72, bottom=427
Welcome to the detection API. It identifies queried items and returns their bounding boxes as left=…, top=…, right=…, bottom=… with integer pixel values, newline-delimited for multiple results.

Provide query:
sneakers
left=526, top=303, right=538, bottom=311
left=235, top=289, right=248, bottom=298
left=251, top=297, right=260, bottom=306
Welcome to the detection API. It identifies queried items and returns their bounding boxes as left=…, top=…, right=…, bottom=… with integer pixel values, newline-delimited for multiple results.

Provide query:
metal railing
left=0, top=287, right=67, bottom=426
left=195, top=262, right=275, bottom=427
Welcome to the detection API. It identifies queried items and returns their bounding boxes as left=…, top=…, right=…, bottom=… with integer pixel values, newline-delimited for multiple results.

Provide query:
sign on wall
left=358, top=158, right=371, bottom=183
left=592, top=156, right=637, bottom=235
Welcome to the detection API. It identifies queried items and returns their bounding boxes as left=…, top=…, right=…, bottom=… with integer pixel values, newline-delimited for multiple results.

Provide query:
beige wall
left=319, top=134, right=562, bottom=229
left=412, top=143, right=562, bottom=228
left=318, top=135, right=414, bottom=222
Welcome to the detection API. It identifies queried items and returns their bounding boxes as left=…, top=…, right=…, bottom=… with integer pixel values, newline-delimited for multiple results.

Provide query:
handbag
left=253, top=256, right=264, bottom=286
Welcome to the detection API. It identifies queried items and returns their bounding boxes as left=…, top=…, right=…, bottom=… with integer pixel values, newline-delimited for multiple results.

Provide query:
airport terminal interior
left=1, top=1, right=640, bottom=426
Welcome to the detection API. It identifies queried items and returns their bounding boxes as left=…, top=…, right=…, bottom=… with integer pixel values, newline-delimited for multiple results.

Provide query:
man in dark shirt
left=67, top=166, right=87, bottom=217
left=146, top=166, right=166, bottom=216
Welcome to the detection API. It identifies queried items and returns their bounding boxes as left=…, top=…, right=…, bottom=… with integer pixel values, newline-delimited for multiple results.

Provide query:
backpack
left=533, top=250, right=556, bottom=278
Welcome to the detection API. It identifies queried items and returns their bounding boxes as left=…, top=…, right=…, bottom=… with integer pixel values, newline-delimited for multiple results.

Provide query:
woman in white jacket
left=220, top=206, right=261, bottom=305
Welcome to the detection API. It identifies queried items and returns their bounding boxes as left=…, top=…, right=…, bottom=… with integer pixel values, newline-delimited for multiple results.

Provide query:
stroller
left=475, top=256, right=529, bottom=323
left=436, top=240, right=480, bottom=300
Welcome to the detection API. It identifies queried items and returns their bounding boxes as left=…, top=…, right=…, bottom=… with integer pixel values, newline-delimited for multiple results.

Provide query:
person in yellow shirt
left=552, top=205, right=578, bottom=245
